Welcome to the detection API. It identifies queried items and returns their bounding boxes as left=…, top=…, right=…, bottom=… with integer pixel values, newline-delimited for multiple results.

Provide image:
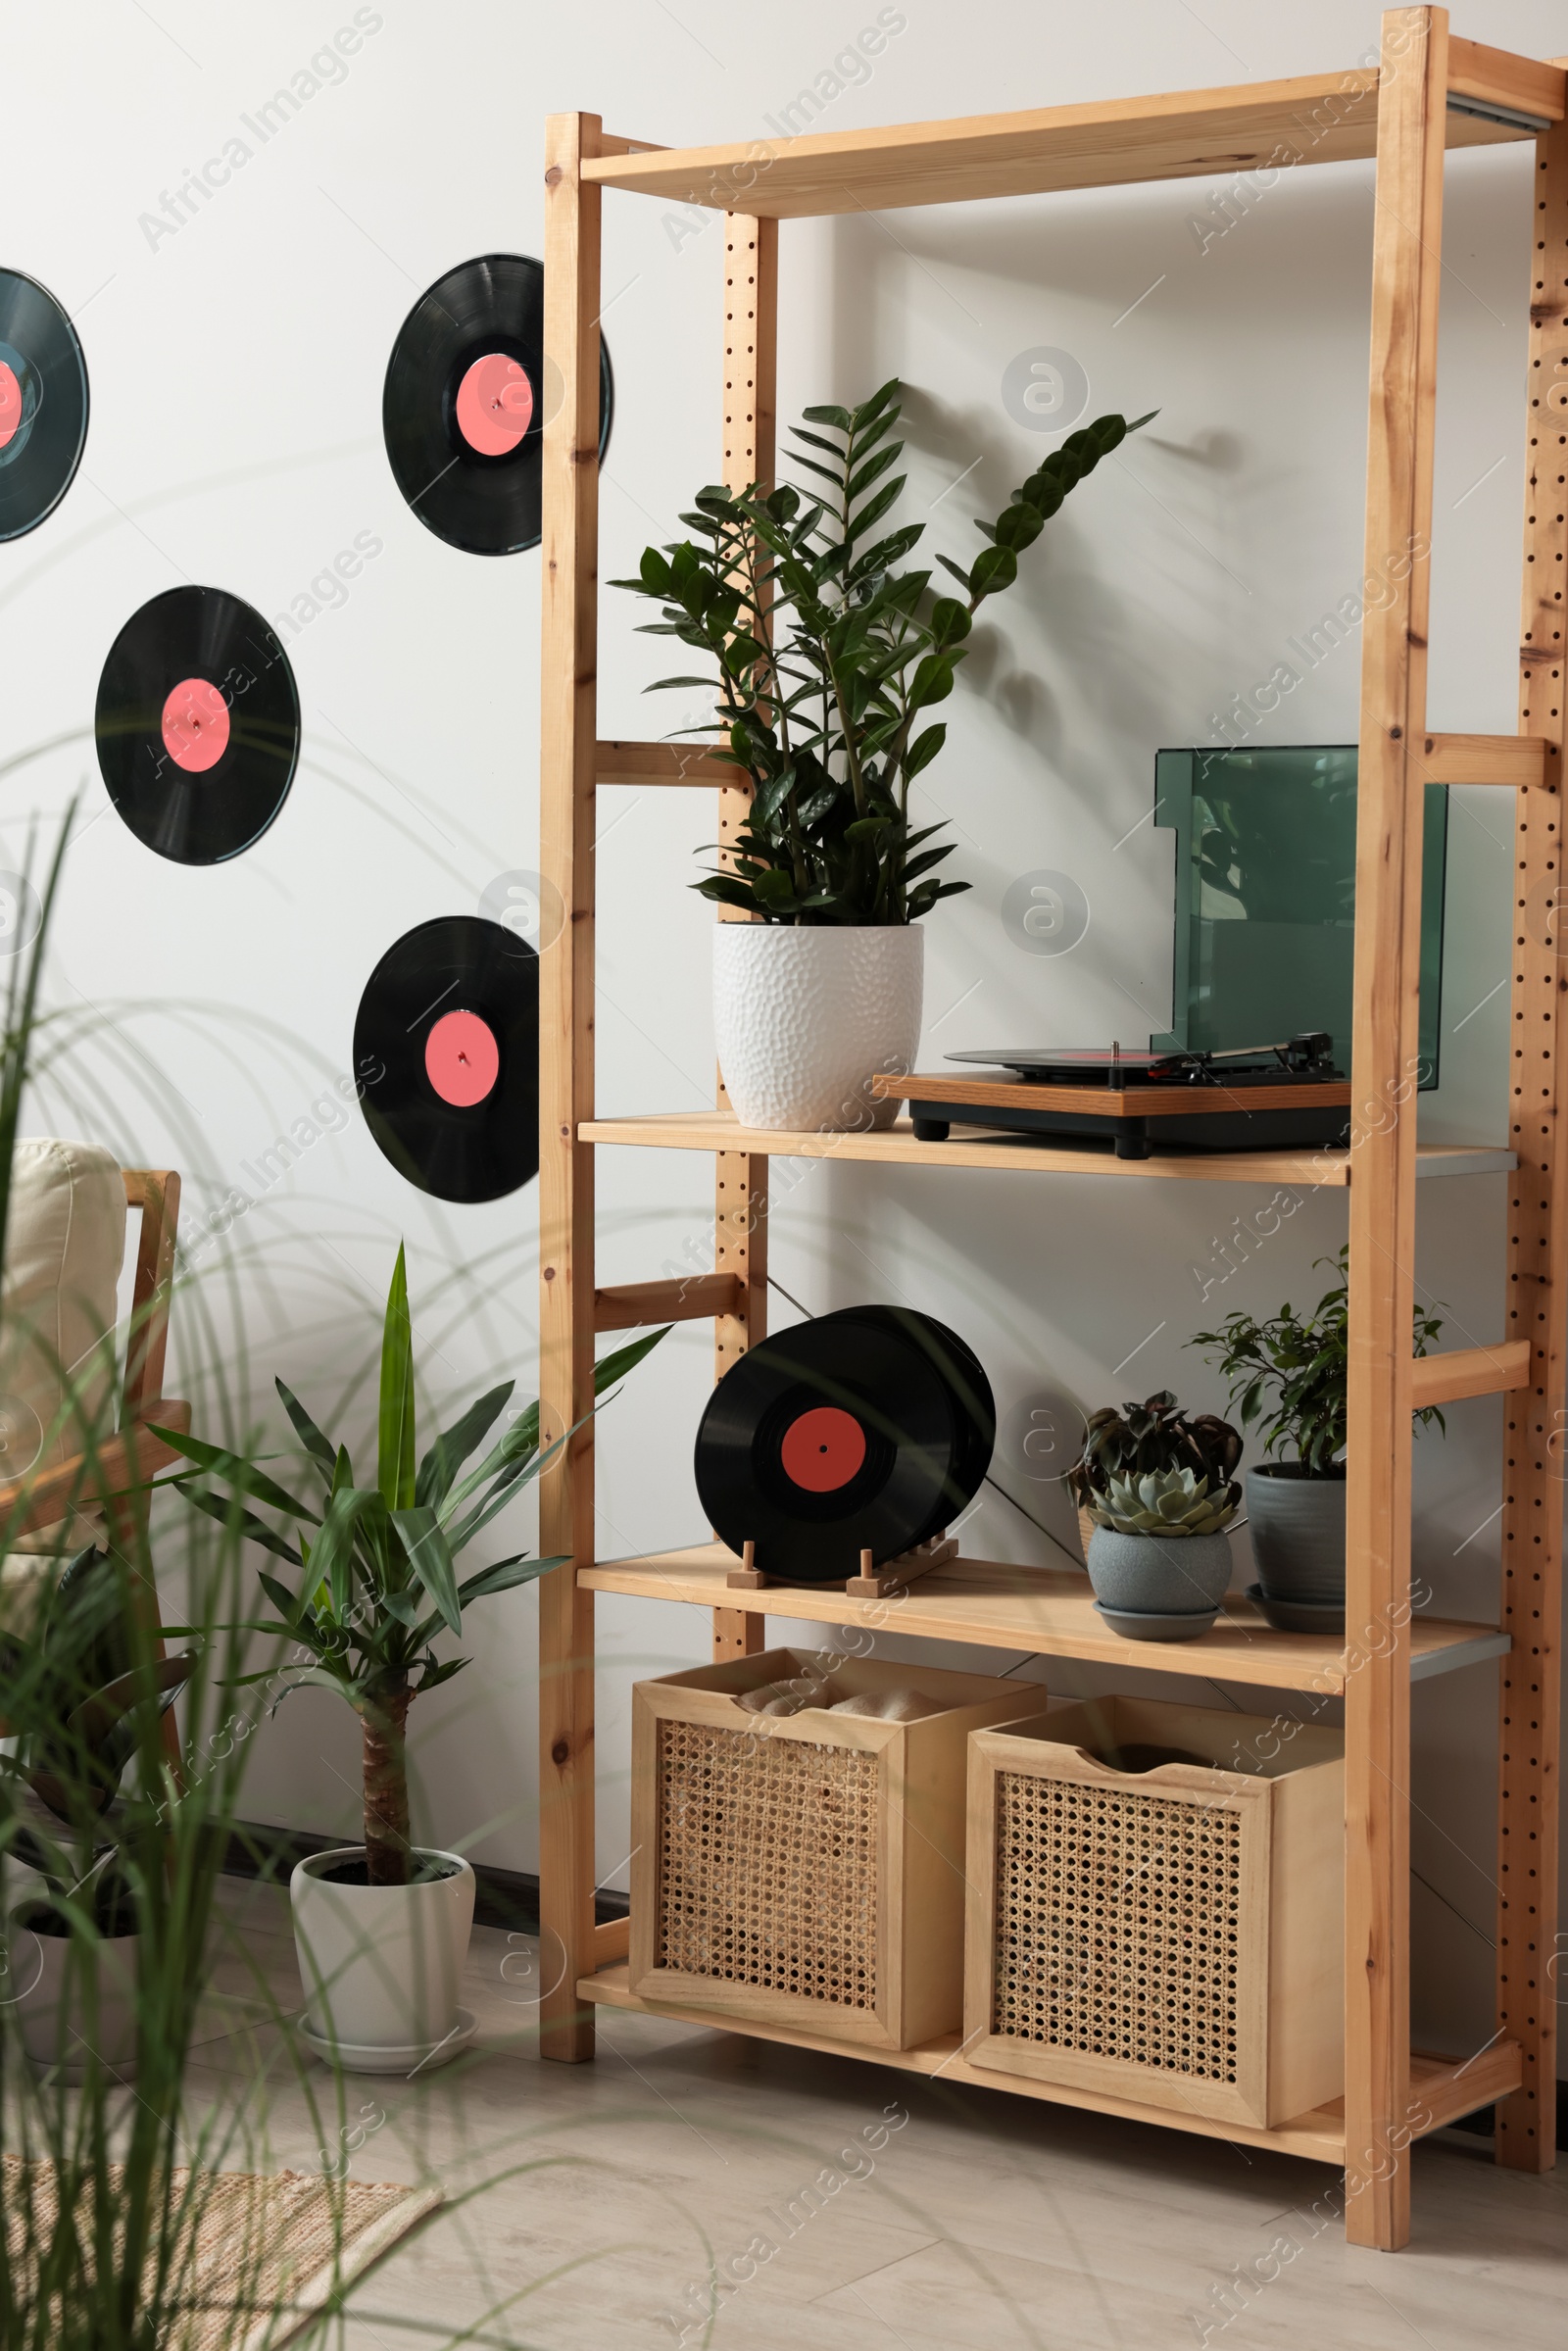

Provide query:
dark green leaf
left=846, top=478, right=904, bottom=539
left=377, top=1244, right=416, bottom=1512
left=416, top=1381, right=514, bottom=1508
left=257, top=1569, right=303, bottom=1623
left=275, top=1379, right=337, bottom=1488
left=903, top=726, right=947, bottom=782
left=153, top=1430, right=319, bottom=1525
left=457, top=1552, right=567, bottom=1605
left=392, top=1504, right=463, bottom=1636
left=172, top=1481, right=305, bottom=1564
left=313, top=1466, right=380, bottom=1624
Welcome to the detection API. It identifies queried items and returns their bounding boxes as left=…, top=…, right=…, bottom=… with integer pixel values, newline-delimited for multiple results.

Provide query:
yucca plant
left=153, top=1249, right=665, bottom=1886
left=615, top=380, right=1154, bottom=924
left=1091, top=1464, right=1239, bottom=1539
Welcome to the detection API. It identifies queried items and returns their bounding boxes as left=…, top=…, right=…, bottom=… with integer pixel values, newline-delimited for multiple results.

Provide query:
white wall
left=6, top=0, right=1563, bottom=2071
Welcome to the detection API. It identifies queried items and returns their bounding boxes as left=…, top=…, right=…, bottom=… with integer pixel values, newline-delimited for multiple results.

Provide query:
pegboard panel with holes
left=964, top=1701, right=1345, bottom=2128
left=1497, top=116, right=1568, bottom=2174
left=710, top=215, right=778, bottom=1447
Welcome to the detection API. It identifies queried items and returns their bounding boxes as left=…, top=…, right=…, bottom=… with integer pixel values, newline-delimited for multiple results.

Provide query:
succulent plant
left=1090, top=1464, right=1240, bottom=1539
left=1068, top=1390, right=1242, bottom=1513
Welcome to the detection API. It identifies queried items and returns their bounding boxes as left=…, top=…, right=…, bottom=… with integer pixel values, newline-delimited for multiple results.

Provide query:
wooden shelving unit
left=538, top=8, right=1565, bottom=2249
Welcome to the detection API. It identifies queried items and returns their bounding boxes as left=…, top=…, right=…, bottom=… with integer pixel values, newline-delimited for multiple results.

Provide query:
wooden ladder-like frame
left=537, top=8, right=1563, bottom=2249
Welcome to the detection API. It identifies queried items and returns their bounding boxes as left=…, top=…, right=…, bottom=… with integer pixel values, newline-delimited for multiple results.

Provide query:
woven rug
left=2, top=2155, right=441, bottom=2349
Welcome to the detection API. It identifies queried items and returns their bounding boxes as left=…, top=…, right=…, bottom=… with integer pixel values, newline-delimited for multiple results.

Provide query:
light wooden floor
left=193, top=1879, right=1564, bottom=2351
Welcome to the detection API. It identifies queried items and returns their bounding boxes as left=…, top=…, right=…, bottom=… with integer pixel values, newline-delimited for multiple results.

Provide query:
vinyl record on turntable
left=694, top=1305, right=995, bottom=1583
left=94, top=587, right=300, bottom=864
left=382, top=253, right=613, bottom=555
left=354, top=915, right=538, bottom=1202
left=0, top=268, right=88, bottom=541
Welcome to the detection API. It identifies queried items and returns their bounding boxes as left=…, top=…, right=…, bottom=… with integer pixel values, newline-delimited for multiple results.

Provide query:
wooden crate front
left=630, top=1646, right=1029, bottom=2048
left=964, top=1696, right=1344, bottom=2126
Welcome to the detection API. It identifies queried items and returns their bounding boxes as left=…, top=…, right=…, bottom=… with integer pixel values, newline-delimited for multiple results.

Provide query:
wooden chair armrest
left=0, top=1403, right=192, bottom=1542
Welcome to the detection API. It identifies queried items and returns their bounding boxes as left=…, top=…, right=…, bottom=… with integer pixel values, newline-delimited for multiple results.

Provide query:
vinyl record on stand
left=94, top=587, right=300, bottom=864
left=0, top=268, right=88, bottom=541
left=354, top=914, right=538, bottom=1202
left=694, top=1305, right=995, bottom=1584
left=382, top=253, right=613, bottom=555
left=833, top=1305, right=996, bottom=1547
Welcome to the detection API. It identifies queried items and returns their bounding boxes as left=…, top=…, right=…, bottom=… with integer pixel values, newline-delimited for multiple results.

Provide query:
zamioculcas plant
left=155, top=1249, right=665, bottom=1886
left=615, top=379, right=1155, bottom=924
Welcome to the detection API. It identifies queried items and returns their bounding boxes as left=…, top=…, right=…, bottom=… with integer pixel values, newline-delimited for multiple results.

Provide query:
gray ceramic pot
left=1085, top=1526, right=1234, bottom=1615
left=1245, top=1466, right=1347, bottom=1602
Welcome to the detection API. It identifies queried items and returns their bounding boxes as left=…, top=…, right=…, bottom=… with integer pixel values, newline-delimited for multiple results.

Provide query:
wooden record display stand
left=538, top=11, right=1564, bottom=2248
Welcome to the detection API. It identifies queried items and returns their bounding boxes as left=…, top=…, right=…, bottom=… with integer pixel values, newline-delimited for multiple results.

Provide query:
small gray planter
left=1085, top=1525, right=1234, bottom=1616
left=1246, top=1466, right=1347, bottom=1602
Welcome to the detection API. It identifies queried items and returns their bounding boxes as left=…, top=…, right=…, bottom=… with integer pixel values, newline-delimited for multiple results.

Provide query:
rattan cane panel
left=655, top=1718, right=881, bottom=2009
left=993, top=1769, right=1246, bottom=2085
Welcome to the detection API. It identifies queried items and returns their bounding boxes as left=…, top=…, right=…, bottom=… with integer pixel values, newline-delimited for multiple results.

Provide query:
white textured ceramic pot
left=9, top=1902, right=140, bottom=2081
left=713, top=923, right=924, bottom=1132
left=290, top=1846, right=474, bottom=2071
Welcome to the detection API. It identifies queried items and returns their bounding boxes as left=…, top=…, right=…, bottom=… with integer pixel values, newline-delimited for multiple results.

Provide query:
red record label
left=455, top=353, right=533, bottom=456
left=160, top=676, right=230, bottom=773
left=424, top=1007, right=499, bottom=1106
left=779, top=1405, right=867, bottom=1494
left=0, top=362, right=21, bottom=450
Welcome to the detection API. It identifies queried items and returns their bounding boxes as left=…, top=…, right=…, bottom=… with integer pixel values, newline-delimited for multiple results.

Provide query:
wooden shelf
left=584, top=56, right=1557, bottom=219
left=581, top=1109, right=1516, bottom=1188
left=542, top=20, right=1568, bottom=2243
left=579, top=1544, right=1511, bottom=1695
left=579, top=1963, right=1521, bottom=2164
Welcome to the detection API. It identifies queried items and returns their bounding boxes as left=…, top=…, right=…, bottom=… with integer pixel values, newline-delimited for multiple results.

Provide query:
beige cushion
left=1, top=1139, right=126, bottom=1556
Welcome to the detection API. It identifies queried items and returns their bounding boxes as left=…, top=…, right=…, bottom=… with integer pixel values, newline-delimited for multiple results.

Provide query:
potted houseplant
left=1192, top=1248, right=1444, bottom=1618
left=1067, top=1391, right=1242, bottom=1640
left=1, top=1543, right=190, bottom=2079
left=154, top=1248, right=663, bottom=2072
left=615, top=380, right=1153, bottom=1130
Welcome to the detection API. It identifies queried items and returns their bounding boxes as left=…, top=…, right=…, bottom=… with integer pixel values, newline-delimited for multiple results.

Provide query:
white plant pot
left=713, top=923, right=924, bottom=1133
left=8, top=1902, right=141, bottom=2081
left=290, top=1846, right=474, bottom=2072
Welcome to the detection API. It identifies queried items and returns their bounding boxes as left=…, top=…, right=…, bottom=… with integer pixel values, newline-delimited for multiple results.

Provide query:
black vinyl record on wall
left=354, top=914, right=538, bottom=1201
left=94, top=587, right=300, bottom=863
left=0, top=268, right=88, bottom=541
left=694, top=1304, right=995, bottom=1583
left=382, top=253, right=612, bottom=555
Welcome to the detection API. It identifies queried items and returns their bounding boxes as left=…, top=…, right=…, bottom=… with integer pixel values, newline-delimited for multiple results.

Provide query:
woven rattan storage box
left=964, top=1696, right=1345, bottom=2128
left=629, top=1646, right=1028, bottom=2049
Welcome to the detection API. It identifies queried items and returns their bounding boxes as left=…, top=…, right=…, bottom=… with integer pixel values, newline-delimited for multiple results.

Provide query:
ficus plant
left=614, top=378, right=1154, bottom=924
left=1191, top=1247, right=1445, bottom=1477
left=154, top=1248, right=665, bottom=1886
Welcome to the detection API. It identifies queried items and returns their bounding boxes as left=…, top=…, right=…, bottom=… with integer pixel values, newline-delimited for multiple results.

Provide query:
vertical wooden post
left=712, top=213, right=778, bottom=1666
left=1496, top=110, right=1567, bottom=2174
left=1345, top=5, right=1447, bottom=2251
left=538, top=110, right=603, bottom=2061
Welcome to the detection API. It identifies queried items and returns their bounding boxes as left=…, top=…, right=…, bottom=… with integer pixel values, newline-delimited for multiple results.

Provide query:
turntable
left=872, top=1032, right=1350, bottom=1159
